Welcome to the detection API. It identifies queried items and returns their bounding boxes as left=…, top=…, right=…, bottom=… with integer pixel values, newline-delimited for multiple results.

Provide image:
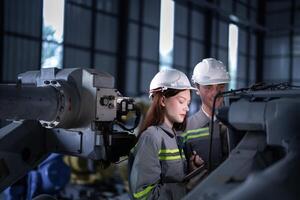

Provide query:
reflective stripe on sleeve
left=158, top=149, right=179, bottom=154
left=158, top=148, right=183, bottom=161
left=159, top=155, right=182, bottom=161
left=133, top=184, right=155, bottom=199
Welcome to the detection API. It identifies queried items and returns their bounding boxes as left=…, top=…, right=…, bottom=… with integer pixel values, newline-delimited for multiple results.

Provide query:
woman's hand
left=189, top=150, right=204, bottom=171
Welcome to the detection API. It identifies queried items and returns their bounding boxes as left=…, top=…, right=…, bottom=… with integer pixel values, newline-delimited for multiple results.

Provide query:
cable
left=208, top=86, right=263, bottom=171
left=114, top=107, right=141, bottom=132
left=207, top=93, right=219, bottom=172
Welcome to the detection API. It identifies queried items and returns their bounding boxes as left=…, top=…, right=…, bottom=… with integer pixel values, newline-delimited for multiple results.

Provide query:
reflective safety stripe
left=183, top=132, right=209, bottom=142
left=159, top=149, right=179, bottom=154
left=159, top=155, right=182, bottom=161
left=182, top=127, right=209, bottom=142
left=181, top=127, right=209, bottom=137
left=133, top=184, right=155, bottom=199
left=158, top=149, right=184, bottom=161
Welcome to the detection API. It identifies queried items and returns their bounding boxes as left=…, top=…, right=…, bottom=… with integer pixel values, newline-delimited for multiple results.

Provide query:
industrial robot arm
left=0, top=67, right=140, bottom=192
left=184, top=87, right=300, bottom=200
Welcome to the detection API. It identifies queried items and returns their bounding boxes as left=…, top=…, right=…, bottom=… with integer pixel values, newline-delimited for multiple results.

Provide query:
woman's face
left=162, top=90, right=191, bottom=126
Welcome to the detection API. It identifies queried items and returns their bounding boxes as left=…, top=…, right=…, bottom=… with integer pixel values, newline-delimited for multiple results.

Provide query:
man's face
left=197, top=84, right=226, bottom=111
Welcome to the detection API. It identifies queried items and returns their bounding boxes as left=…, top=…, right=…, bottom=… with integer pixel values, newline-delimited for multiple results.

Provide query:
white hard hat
left=149, top=68, right=196, bottom=97
left=192, top=58, right=230, bottom=85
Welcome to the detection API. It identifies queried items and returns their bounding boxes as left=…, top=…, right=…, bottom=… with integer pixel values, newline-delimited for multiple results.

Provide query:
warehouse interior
left=1, top=0, right=300, bottom=199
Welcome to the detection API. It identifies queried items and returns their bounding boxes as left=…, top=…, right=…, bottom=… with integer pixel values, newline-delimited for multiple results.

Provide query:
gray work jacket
left=182, top=108, right=226, bottom=170
left=129, top=123, right=187, bottom=200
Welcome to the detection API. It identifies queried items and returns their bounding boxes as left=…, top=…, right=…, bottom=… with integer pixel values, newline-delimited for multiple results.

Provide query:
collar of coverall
left=201, top=106, right=217, bottom=121
left=158, top=123, right=176, bottom=138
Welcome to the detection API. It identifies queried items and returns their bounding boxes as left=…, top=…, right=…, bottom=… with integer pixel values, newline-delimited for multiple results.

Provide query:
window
left=228, top=23, right=239, bottom=89
left=41, top=0, right=65, bottom=68
left=159, top=0, right=174, bottom=70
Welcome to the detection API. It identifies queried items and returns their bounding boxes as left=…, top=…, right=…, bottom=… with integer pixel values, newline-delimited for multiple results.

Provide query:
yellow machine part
left=64, top=156, right=118, bottom=185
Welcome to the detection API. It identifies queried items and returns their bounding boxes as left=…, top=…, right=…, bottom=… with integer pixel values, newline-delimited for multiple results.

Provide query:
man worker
left=182, top=58, right=230, bottom=171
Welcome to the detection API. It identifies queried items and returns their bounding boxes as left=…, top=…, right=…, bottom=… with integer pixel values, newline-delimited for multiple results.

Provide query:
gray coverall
left=129, top=123, right=187, bottom=200
left=182, top=108, right=227, bottom=170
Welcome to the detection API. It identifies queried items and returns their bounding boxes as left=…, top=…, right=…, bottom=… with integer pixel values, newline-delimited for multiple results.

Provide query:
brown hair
left=138, top=89, right=188, bottom=137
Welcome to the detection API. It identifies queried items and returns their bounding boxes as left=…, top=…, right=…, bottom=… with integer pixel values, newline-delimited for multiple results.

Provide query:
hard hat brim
left=149, top=86, right=197, bottom=98
left=193, top=80, right=229, bottom=86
